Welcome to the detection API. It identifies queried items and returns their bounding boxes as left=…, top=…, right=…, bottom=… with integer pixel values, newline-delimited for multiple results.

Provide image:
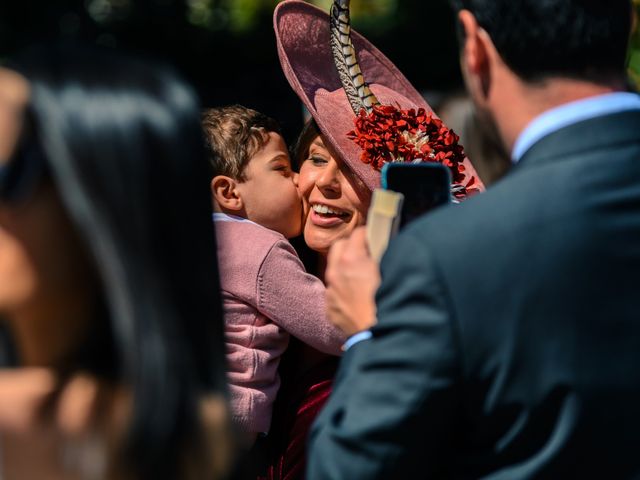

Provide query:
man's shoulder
left=389, top=162, right=585, bottom=288
left=403, top=171, right=536, bottom=250
left=406, top=107, right=640, bottom=254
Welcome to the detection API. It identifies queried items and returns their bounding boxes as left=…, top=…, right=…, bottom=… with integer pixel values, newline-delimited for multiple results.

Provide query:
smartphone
left=381, top=163, right=451, bottom=229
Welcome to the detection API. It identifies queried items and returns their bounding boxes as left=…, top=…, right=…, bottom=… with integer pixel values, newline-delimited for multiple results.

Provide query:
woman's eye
left=308, top=155, right=328, bottom=166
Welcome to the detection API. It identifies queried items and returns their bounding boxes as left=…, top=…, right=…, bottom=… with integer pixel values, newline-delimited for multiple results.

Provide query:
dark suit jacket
left=308, top=109, right=640, bottom=479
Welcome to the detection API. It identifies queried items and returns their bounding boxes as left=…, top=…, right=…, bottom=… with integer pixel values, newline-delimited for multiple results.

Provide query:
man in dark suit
left=308, top=0, right=640, bottom=478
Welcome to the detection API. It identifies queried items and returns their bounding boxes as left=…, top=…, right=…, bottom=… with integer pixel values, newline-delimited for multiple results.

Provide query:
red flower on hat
left=347, top=105, right=479, bottom=198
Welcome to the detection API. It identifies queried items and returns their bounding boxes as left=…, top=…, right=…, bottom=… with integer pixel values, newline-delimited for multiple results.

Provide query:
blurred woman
left=0, top=46, right=232, bottom=479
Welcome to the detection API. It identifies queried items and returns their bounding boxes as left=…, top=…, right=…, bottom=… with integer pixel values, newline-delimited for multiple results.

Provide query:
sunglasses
left=0, top=111, right=47, bottom=203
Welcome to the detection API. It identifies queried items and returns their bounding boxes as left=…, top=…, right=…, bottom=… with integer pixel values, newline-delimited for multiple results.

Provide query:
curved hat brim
left=274, top=0, right=481, bottom=192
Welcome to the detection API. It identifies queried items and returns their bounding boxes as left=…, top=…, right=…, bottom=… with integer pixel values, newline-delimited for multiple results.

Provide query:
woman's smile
left=309, top=202, right=352, bottom=227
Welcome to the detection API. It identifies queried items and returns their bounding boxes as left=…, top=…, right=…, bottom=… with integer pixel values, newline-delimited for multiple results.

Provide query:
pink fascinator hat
left=274, top=0, right=483, bottom=195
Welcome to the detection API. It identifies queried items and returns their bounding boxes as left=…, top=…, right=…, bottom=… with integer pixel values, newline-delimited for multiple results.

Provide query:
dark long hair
left=292, top=119, right=320, bottom=171
left=9, top=45, right=228, bottom=478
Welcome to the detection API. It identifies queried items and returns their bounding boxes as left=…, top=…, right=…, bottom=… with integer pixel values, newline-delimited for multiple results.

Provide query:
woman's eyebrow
left=309, top=143, right=329, bottom=155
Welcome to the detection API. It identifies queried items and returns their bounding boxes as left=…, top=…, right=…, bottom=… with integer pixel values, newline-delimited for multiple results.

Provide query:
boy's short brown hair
left=202, top=105, right=282, bottom=181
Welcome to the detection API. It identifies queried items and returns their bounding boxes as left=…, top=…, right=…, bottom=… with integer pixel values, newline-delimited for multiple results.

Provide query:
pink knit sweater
left=214, top=215, right=345, bottom=434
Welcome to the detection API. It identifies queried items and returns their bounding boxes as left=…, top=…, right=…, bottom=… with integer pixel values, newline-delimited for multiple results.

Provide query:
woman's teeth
left=312, top=204, right=347, bottom=216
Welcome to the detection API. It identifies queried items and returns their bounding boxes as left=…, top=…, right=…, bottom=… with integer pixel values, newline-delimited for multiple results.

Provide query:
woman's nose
left=292, top=171, right=299, bottom=187
left=315, top=162, right=341, bottom=195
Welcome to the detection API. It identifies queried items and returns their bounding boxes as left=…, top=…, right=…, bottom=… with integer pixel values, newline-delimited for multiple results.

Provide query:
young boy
left=202, top=105, right=344, bottom=444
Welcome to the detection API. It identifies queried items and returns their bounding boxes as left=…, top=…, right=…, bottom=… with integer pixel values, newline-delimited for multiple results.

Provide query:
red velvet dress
left=257, top=339, right=339, bottom=480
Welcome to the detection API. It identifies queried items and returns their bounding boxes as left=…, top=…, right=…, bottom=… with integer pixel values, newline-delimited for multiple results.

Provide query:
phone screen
left=382, top=163, right=451, bottom=228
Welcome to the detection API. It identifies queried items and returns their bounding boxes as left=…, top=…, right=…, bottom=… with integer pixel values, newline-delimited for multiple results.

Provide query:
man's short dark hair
left=450, top=0, right=633, bottom=83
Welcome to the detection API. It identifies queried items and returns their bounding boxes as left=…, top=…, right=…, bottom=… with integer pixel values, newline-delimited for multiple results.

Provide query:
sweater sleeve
left=256, top=240, right=345, bottom=356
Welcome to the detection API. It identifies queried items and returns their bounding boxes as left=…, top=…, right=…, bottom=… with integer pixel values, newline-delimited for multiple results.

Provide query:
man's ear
left=458, top=10, right=487, bottom=76
left=459, top=9, right=495, bottom=98
left=211, top=175, right=243, bottom=211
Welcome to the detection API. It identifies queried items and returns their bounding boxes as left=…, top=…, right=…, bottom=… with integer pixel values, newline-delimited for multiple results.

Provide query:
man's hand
left=325, top=227, right=380, bottom=336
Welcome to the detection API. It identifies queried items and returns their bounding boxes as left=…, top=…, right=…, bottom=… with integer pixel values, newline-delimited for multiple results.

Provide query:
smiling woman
left=295, top=122, right=371, bottom=255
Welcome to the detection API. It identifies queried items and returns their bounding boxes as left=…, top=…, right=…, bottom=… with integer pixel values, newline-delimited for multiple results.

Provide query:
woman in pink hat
left=260, top=1, right=483, bottom=478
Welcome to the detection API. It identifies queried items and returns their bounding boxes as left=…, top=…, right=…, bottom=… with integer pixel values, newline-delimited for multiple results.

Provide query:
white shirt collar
left=212, top=212, right=258, bottom=225
left=512, top=92, right=640, bottom=163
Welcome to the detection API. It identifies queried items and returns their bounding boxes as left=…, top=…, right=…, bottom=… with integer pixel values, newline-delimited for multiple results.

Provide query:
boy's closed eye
left=269, top=155, right=293, bottom=176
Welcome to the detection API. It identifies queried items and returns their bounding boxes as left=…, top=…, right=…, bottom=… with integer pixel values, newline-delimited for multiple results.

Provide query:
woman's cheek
left=301, top=197, right=310, bottom=224
left=297, top=164, right=315, bottom=196
left=297, top=167, right=316, bottom=216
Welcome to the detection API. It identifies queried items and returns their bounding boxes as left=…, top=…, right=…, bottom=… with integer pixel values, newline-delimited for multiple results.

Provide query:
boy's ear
left=211, top=175, right=243, bottom=211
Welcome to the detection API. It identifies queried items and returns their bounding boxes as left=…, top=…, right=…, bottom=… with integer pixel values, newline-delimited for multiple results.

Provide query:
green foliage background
left=630, top=0, right=640, bottom=88
left=186, top=0, right=640, bottom=90
left=2, top=0, right=635, bottom=137
left=187, top=0, right=397, bottom=33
